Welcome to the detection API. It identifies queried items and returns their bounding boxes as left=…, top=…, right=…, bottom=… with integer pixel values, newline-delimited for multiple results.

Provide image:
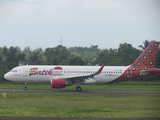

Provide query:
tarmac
left=0, top=118, right=159, bottom=120
left=0, top=89, right=160, bottom=95
left=0, top=117, right=159, bottom=120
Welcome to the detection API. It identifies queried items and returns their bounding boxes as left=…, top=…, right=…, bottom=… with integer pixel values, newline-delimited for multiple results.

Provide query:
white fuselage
left=4, top=65, right=128, bottom=84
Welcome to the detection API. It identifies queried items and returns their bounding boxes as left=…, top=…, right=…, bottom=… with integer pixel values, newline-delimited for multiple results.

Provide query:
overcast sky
left=0, top=0, right=160, bottom=50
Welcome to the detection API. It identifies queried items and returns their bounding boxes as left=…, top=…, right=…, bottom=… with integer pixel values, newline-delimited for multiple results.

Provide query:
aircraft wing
left=57, top=64, right=105, bottom=83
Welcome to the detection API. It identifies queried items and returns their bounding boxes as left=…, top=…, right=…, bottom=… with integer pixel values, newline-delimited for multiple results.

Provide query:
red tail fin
left=113, top=41, right=160, bottom=83
left=131, top=41, right=160, bottom=68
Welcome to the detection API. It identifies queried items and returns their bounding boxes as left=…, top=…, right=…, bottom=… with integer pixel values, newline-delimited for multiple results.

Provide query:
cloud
left=0, top=0, right=159, bottom=49
left=0, top=0, right=159, bottom=26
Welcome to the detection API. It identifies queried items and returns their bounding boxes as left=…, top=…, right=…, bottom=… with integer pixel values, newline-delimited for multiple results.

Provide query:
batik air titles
left=4, top=41, right=160, bottom=91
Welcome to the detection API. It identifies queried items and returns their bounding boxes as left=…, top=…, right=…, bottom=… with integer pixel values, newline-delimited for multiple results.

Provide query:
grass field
left=0, top=81, right=160, bottom=91
left=0, top=93, right=160, bottom=118
left=0, top=81, right=160, bottom=118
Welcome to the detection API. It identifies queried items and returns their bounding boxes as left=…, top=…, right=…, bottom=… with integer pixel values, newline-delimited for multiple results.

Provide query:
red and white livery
left=4, top=42, right=160, bottom=91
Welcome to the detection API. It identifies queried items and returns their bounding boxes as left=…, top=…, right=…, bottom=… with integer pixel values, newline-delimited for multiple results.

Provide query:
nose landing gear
left=23, top=82, right=27, bottom=90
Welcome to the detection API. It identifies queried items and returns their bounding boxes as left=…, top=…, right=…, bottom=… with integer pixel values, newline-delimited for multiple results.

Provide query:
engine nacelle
left=51, top=79, right=66, bottom=88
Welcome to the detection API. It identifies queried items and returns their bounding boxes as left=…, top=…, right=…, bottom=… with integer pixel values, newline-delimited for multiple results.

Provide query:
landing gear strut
left=23, top=82, right=27, bottom=90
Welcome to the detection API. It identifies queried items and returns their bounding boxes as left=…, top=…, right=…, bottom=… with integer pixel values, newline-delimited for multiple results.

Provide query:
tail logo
left=113, top=41, right=160, bottom=83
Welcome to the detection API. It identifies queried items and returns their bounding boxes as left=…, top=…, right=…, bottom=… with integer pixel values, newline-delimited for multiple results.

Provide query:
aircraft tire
left=76, top=86, right=82, bottom=92
left=23, top=87, right=27, bottom=90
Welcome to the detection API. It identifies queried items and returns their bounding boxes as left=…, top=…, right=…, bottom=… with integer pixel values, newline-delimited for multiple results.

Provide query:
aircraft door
left=67, top=70, right=70, bottom=77
left=22, top=67, right=28, bottom=77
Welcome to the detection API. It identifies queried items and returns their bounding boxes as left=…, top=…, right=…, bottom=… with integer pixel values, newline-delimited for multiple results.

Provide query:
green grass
left=0, top=93, right=160, bottom=118
left=0, top=81, right=160, bottom=91
left=0, top=81, right=159, bottom=118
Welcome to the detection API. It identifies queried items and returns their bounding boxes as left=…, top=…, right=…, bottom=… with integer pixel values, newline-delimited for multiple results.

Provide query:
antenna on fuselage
left=61, top=37, right=62, bottom=45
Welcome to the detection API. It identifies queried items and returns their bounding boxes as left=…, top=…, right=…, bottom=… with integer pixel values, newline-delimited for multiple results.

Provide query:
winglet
left=97, top=63, right=105, bottom=74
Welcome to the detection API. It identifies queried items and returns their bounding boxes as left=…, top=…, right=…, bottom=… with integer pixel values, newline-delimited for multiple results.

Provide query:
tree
left=44, top=45, right=70, bottom=65
left=118, top=42, right=141, bottom=65
left=0, top=64, right=7, bottom=83
left=27, top=48, right=44, bottom=65
left=68, top=46, right=101, bottom=65
left=92, top=42, right=141, bottom=66
left=68, top=56, right=85, bottom=65
left=138, top=40, right=150, bottom=50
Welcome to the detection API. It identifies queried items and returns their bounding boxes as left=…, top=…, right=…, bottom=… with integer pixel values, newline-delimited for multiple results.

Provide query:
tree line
left=0, top=40, right=160, bottom=83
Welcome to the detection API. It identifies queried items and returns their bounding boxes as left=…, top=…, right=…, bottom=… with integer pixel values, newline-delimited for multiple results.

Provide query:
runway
left=0, top=118, right=158, bottom=120
left=0, top=89, right=160, bottom=95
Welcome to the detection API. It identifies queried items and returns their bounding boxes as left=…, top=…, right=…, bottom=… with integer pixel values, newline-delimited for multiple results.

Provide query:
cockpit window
left=12, top=70, right=17, bottom=72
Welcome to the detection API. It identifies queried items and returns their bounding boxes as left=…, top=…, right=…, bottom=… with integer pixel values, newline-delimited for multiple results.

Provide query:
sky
left=0, top=0, right=160, bottom=50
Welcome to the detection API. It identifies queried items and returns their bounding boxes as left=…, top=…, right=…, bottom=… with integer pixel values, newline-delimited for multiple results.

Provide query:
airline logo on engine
left=29, top=67, right=63, bottom=76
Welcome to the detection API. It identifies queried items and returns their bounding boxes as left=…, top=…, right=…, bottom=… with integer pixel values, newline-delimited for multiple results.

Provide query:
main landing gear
left=23, top=82, right=27, bottom=90
left=76, top=86, right=82, bottom=92
left=76, top=84, right=82, bottom=92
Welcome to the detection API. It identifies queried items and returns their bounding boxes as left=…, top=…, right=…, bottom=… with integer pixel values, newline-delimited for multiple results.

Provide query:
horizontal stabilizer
left=140, top=68, right=160, bottom=75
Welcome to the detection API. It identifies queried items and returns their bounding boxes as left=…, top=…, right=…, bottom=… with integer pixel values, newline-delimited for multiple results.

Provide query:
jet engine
left=51, top=79, right=66, bottom=88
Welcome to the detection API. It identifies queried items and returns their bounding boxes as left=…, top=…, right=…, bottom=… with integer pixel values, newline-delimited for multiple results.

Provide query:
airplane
left=4, top=41, right=160, bottom=92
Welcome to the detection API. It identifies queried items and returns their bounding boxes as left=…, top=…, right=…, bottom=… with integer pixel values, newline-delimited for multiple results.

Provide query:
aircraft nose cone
left=4, top=73, right=10, bottom=80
